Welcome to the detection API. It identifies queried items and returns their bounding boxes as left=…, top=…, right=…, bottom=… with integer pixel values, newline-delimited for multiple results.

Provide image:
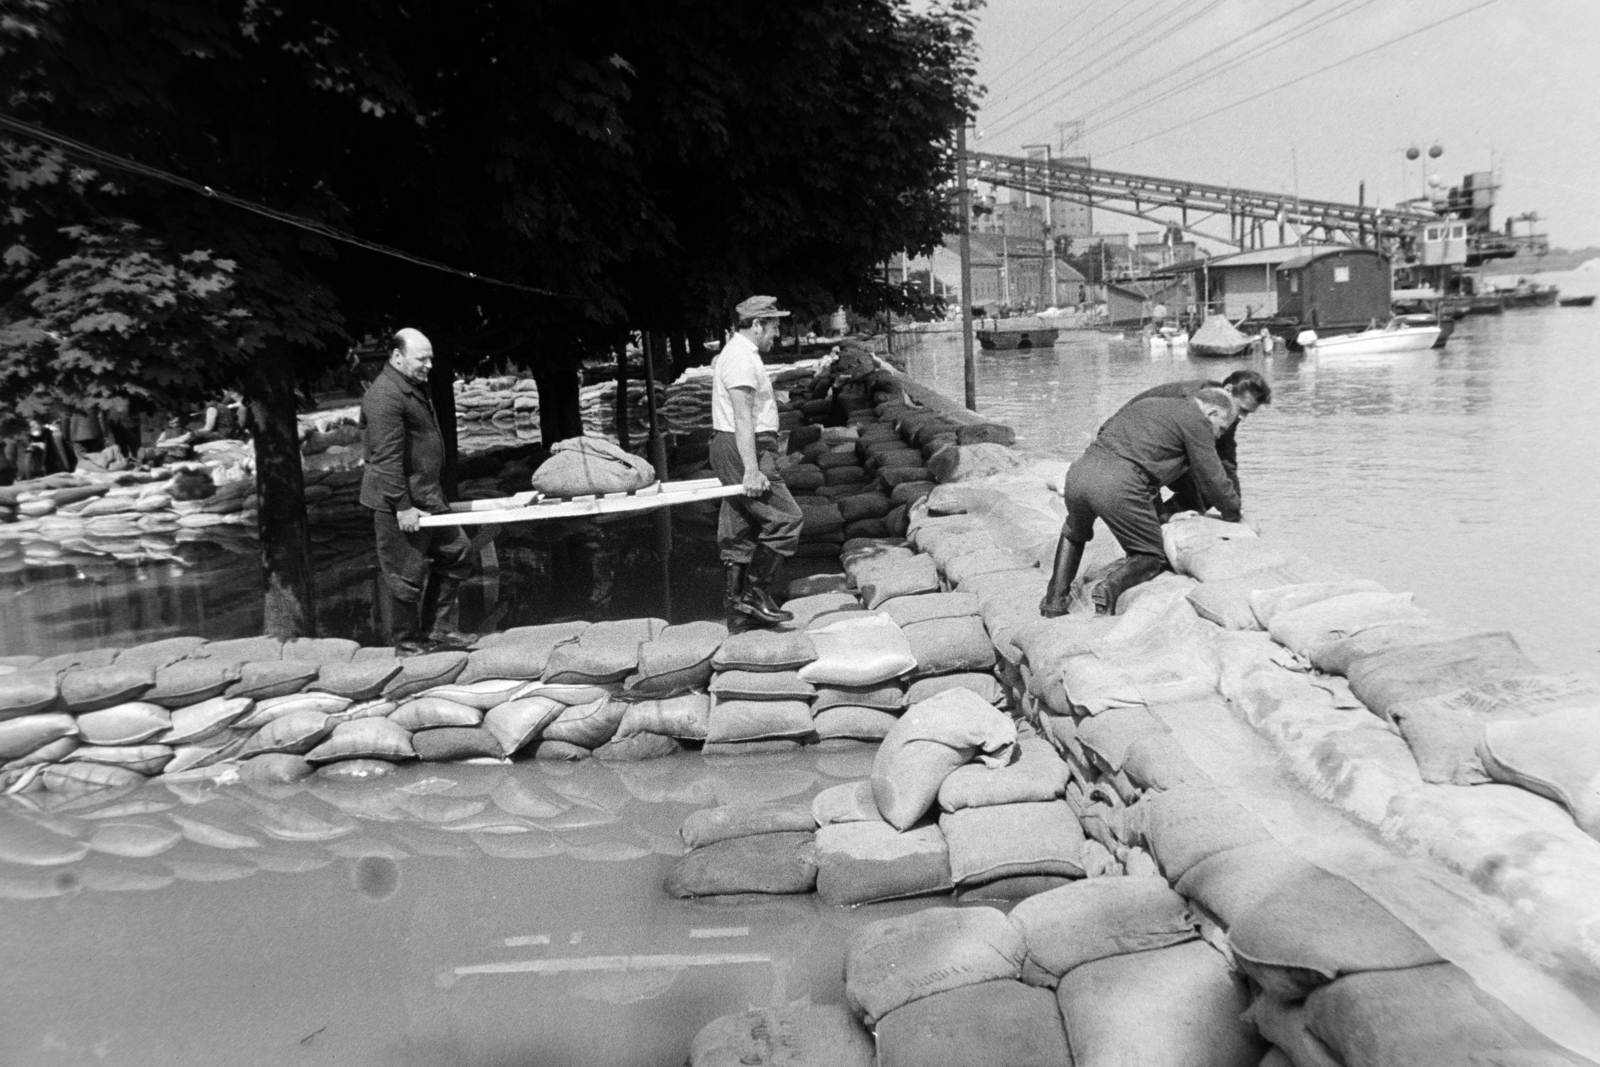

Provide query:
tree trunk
left=670, top=331, right=689, bottom=381
left=534, top=358, right=582, bottom=445
left=614, top=343, right=630, bottom=451
left=428, top=350, right=459, bottom=498
left=246, top=340, right=316, bottom=639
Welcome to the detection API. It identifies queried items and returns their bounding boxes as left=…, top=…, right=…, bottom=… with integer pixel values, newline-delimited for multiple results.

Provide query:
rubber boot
left=725, top=560, right=787, bottom=629
left=1038, top=535, right=1084, bottom=618
left=423, top=575, right=477, bottom=651
left=388, top=593, right=429, bottom=657
left=744, top=545, right=794, bottom=624
left=1093, top=555, right=1166, bottom=616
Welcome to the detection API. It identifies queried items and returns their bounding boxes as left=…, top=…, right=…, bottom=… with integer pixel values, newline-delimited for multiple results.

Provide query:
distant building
left=1105, top=279, right=1191, bottom=326
left=1275, top=247, right=1391, bottom=332
left=1154, top=244, right=1349, bottom=319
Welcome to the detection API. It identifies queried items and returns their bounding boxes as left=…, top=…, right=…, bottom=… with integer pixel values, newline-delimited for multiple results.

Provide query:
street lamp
left=1022, top=142, right=1056, bottom=309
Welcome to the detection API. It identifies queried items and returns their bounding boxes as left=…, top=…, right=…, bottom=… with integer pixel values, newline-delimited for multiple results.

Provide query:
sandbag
left=1056, top=940, right=1264, bottom=1067
left=1138, top=785, right=1274, bottom=880
left=383, top=650, right=468, bottom=700
left=845, top=906, right=1026, bottom=1023
left=1480, top=705, right=1600, bottom=840
left=905, top=672, right=1006, bottom=706
left=239, top=709, right=334, bottom=757
left=0, top=713, right=77, bottom=761
left=421, top=678, right=525, bottom=710
left=812, top=780, right=880, bottom=826
left=1308, top=619, right=1483, bottom=676
left=1076, top=706, right=1170, bottom=773
left=615, top=692, right=711, bottom=741
left=530, top=435, right=657, bottom=497
left=229, top=659, right=321, bottom=701
left=539, top=696, right=626, bottom=748
left=1389, top=673, right=1598, bottom=785
left=390, top=696, right=482, bottom=731
left=681, top=803, right=816, bottom=848
left=709, top=670, right=815, bottom=702
left=837, top=492, right=891, bottom=523
left=1228, top=864, right=1444, bottom=1000
left=813, top=821, right=952, bottom=906
left=872, top=688, right=1017, bottom=830
left=781, top=592, right=861, bottom=629
left=542, top=617, right=666, bottom=684
left=939, top=801, right=1086, bottom=886
left=462, top=621, right=588, bottom=680
left=938, top=737, right=1068, bottom=812
left=304, top=717, right=416, bottom=763
left=143, top=659, right=242, bottom=708
left=1120, top=732, right=1208, bottom=791
left=689, top=1005, right=872, bottom=1067
left=115, top=635, right=209, bottom=670
left=706, top=698, right=813, bottom=743
left=63, top=743, right=173, bottom=776
left=1268, top=592, right=1428, bottom=659
left=813, top=683, right=905, bottom=712
left=1249, top=579, right=1387, bottom=630
left=713, top=630, right=817, bottom=673
left=57, top=664, right=155, bottom=713
left=1304, top=962, right=1575, bottom=1067
left=1178, top=539, right=1301, bottom=583
left=412, top=725, right=503, bottom=761
left=800, top=614, right=916, bottom=687
left=903, top=616, right=995, bottom=678
left=1345, top=631, right=1542, bottom=722
left=0, top=671, right=60, bottom=720
left=593, top=730, right=682, bottom=761
left=957, top=876, right=1074, bottom=904
left=1241, top=993, right=1345, bottom=1067
left=878, top=592, right=982, bottom=628
left=666, top=831, right=817, bottom=897
left=856, top=554, right=940, bottom=609
left=874, top=979, right=1070, bottom=1067
left=481, top=695, right=565, bottom=755
left=813, top=706, right=899, bottom=740
left=629, top=620, right=728, bottom=695
left=1010, top=877, right=1197, bottom=987
left=307, top=660, right=402, bottom=701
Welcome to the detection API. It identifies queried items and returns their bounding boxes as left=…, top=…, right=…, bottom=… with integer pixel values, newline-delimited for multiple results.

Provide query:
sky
left=968, top=0, right=1600, bottom=250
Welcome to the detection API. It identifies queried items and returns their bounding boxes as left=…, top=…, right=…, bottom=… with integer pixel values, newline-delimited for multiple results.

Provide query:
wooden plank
left=418, top=478, right=741, bottom=527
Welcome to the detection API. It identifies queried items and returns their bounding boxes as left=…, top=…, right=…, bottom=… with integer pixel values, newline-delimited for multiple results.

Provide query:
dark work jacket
left=1094, top=396, right=1240, bottom=519
left=1122, top=378, right=1239, bottom=494
left=359, top=364, right=449, bottom=513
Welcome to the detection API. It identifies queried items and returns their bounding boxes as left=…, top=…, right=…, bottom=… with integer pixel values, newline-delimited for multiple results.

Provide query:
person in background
left=360, top=327, right=474, bottom=654
left=1040, top=389, right=1240, bottom=618
left=710, top=295, right=804, bottom=630
left=1116, top=370, right=1270, bottom=517
left=193, top=389, right=249, bottom=444
left=67, top=407, right=107, bottom=466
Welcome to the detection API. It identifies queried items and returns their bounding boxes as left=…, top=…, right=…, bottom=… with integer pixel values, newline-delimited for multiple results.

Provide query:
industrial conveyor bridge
left=966, top=149, right=1434, bottom=252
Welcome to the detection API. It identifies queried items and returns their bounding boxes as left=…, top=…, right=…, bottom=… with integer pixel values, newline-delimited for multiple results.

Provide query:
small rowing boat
left=1558, top=295, right=1595, bottom=308
left=1188, top=314, right=1253, bottom=358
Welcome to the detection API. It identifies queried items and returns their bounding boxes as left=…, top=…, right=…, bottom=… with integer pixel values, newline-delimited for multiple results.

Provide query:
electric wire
left=979, top=0, right=1102, bottom=104
left=982, top=0, right=1231, bottom=143
left=982, top=0, right=1202, bottom=134
left=1095, top=0, right=1502, bottom=158
left=981, top=0, right=1168, bottom=115
left=0, top=110, right=567, bottom=299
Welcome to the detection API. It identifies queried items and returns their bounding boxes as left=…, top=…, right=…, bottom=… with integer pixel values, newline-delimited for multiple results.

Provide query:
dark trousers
left=372, top=508, right=472, bottom=603
left=1061, top=445, right=1167, bottom=561
left=710, top=430, right=803, bottom=565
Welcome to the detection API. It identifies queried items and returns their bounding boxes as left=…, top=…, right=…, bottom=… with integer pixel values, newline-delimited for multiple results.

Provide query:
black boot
left=1093, top=555, right=1167, bottom=616
left=744, top=545, right=794, bottom=623
left=724, top=559, right=787, bottom=629
left=422, top=575, right=477, bottom=651
left=388, top=593, right=429, bottom=657
left=1038, top=535, right=1084, bottom=618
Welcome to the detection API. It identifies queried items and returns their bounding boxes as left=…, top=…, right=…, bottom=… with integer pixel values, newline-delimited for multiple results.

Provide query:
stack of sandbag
left=779, top=588, right=908, bottom=743
left=843, top=907, right=1070, bottom=1067
left=665, top=800, right=818, bottom=897
left=706, top=628, right=821, bottom=755
left=791, top=426, right=862, bottom=558
left=576, top=378, right=651, bottom=444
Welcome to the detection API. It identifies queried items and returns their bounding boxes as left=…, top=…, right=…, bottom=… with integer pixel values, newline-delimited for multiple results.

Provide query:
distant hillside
left=1488, top=246, right=1600, bottom=274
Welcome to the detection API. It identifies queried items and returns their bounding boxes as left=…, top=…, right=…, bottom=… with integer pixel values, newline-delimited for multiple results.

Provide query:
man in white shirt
left=711, top=295, right=804, bottom=628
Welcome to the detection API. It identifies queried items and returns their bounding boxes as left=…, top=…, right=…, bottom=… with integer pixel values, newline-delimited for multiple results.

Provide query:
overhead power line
left=0, top=111, right=567, bottom=299
left=981, top=0, right=1163, bottom=113
left=1096, top=0, right=1503, bottom=158
left=983, top=0, right=1230, bottom=143
left=1081, top=0, right=1379, bottom=139
left=979, top=0, right=1102, bottom=104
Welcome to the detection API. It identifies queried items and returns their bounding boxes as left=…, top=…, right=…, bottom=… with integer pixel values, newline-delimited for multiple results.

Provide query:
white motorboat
left=1145, top=324, right=1189, bottom=357
left=1298, top=318, right=1441, bottom=357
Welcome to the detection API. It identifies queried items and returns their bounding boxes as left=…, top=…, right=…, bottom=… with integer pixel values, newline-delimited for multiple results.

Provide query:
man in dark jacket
left=1040, top=389, right=1240, bottom=617
left=1119, top=369, right=1270, bottom=515
left=360, top=328, right=474, bottom=653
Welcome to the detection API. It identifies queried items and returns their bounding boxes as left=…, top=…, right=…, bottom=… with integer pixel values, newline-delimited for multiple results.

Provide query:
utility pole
left=1024, top=143, right=1056, bottom=307
left=956, top=125, right=976, bottom=412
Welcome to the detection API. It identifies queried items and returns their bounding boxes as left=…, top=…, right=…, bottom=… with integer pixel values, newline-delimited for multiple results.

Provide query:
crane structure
left=966, top=149, right=1432, bottom=252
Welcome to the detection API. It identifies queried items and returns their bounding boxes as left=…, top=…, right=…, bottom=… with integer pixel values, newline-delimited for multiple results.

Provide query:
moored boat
left=1299, top=318, right=1441, bottom=357
left=1558, top=294, right=1595, bottom=308
left=1188, top=313, right=1253, bottom=357
left=976, top=315, right=1059, bottom=350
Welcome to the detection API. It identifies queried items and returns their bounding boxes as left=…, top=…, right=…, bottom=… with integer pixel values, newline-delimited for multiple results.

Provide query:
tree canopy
left=0, top=0, right=980, bottom=422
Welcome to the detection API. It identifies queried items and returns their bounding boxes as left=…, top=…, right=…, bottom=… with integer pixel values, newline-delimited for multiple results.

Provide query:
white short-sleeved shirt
left=711, top=332, right=779, bottom=434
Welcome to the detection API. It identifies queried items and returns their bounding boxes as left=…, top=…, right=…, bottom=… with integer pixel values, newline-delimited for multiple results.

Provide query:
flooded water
left=0, top=745, right=933, bottom=1067
left=900, top=267, right=1600, bottom=677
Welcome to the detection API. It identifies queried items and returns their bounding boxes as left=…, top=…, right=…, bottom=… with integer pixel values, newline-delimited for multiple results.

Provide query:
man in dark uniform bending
left=1119, top=369, right=1270, bottom=516
left=1040, top=389, right=1240, bottom=617
left=360, top=328, right=475, bottom=654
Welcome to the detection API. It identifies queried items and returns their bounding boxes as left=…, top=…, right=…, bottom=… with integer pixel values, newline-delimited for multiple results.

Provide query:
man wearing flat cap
left=710, top=295, right=804, bottom=629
